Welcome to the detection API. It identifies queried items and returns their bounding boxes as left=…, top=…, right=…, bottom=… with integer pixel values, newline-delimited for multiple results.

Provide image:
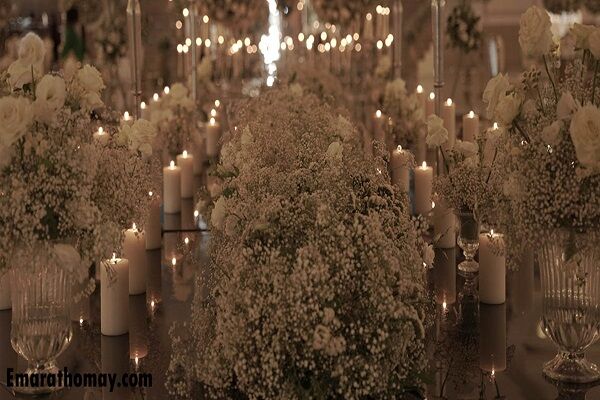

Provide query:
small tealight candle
left=122, top=111, right=132, bottom=124
left=206, top=117, right=221, bottom=158
left=463, top=110, right=479, bottom=143
left=391, top=145, right=411, bottom=192
left=163, top=161, right=181, bottom=214
left=442, top=98, right=456, bottom=150
left=101, top=254, right=129, bottom=336
left=373, top=110, right=385, bottom=143
left=479, top=229, right=506, bottom=304
left=426, top=92, right=435, bottom=117
left=93, top=127, right=109, bottom=145
left=416, top=85, right=426, bottom=115
left=145, top=191, right=161, bottom=250
left=414, top=161, right=433, bottom=215
left=210, top=108, right=217, bottom=118
left=176, top=150, right=194, bottom=198
left=123, top=223, right=146, bottom=295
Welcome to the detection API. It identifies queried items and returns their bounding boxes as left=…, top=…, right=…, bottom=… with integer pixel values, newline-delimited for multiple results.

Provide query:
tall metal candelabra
left=392, top=0, right=403, bottom=80
left=126, top=0, right=142, bottom=120
left=431, top=0, right=445, bottom=116
left=189, top=1, right=198, bottom=102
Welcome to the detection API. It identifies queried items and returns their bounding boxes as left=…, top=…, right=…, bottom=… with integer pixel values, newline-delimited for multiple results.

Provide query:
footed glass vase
left=457, top=209, right=480, bottom=274
left=10, top=261, right=73, bottom=394
left=539, top=231, right=600, bottom=383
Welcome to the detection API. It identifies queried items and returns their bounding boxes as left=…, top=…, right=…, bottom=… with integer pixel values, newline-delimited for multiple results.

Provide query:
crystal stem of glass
left=457, top=210, right=480, bottom=274
left=539, top=232, right=600, bottom=384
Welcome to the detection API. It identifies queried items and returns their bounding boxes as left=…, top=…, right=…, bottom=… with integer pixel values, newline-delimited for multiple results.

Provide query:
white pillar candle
left=373, top=110, right=386, bottom=143
left=140, top=102, right=148, bottom=119
left=123, top=223, right=146, bottom=295
left=93, top=126, right=109, bottom=145
left=163, top=161, right=181, bottom=214
left=101, top=255, right=129, bottom=336
left=433, top=197, right=456, bottom=249
left=391, top=145, right=411, bottom=192
left=442, top=98, right=456, bottom=150
left=479, top=303, right=507, bottom=372
left=479, top=230, right=506, bottom=304
left=176, top=150, right=195, bottom=198
left=434, top=247, right=456, bottom=305
left=462, top=110, right=479, bottom=143
left=414, top=161, right=433, bottom=215
left=206, top=117, right=221, bottom=158
left=426, top=92, right=435, bottom=117
left=0, top=274, right=10, bottom=310
left=416, top=85, right=426, bottom=116
left=145, top=191, right=161, bottom=250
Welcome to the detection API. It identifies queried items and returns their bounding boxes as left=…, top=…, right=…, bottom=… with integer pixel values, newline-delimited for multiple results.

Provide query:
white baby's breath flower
left=494, top=92, right=522, bottom=125
left=0, top=96, right=33, bottom=147
left=312, top=324, right=331, bottom=350
left=560, top=32, right=576, bottom=59
left=53, top=243, right=81, bottom=275
left=76, top=64, right=105, bottom=93
left=569, top=104, right=600, bottom=170
left=323, top=307, right=335, bottom=324
left=557, top=92, right=579, bottom=120
left=426, top=114, right=448, bottom=147
left=483, top=73, right=511, bottom=119
left=518, top=6, right=554, bottom=58
left=541, top=121, right=562, bottom=147
left=325, top=141, right=343, bottom=162
left=211, top=197, right=227, bottom=230
left=423, top=244, right=434, bottom=267
left=33, top=75, right=66, bottom=123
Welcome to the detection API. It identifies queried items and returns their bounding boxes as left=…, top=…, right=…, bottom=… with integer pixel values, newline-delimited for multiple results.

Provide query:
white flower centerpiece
left=486, top=6, right=600, bottom=383
left=168, top=88, right=429, bottom=399
left=383, top=78, right=426, bottom=150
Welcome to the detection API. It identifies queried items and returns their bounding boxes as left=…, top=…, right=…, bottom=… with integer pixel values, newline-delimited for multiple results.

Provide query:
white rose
left=541, top=121, right=563, bottom=147
left=426, top=115, right=448, bottom=147
left=572, top=23, right=595, bottom=49
left=589, top=28, right=600, bottom=59
left=7, top=60, right=43, bottom=89
left=518, top=6, right=554, bottom=58
left=482, top=73, right=511, bottom=119
left=494, top=93, right=522, bottom=125
left=17, top=32, right=45, bottom=66
left=76, top=65, right=105, bottom=93
left=325, top=141, right=343, bottom=162
left=423, top=244, right=435, bottom=267
left=33, top=75, right=66, bottom=123
left=569, top=105, right=600, bottom=169
left=210, top=197, right=227, bottom=230
left=454, top=140, right=479, bottom=158
left=0, top=96, right=33, bottom=147
left=557, top=92, right=579, bottom=120
left=560, top=32, right=576, bottom=59
left=53, top=243, right=81, bottom=274
left=129, top=119, right=157, bottom=150
left=8, top=33, right=45, bottom=88
left=80, top=91, right=104, bottom=110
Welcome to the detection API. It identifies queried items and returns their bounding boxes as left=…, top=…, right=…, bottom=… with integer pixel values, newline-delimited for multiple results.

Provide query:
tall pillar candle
left=480, top=303, right=507, bottom=372
left=414, top=161, right=433, bottom=215
left=426, top=92, right=435, bottom=117
left=390, top=145, right=411, bottom=192
left=442, top=98, right=456, bottom=150
left=163, top=161, right=181, bottom=214
left=416, top=85, right=426, bottom=113
left=416, top=130, right=427, bottom=164
left=101, top=255, right=129, bottom=336
left=145, top=191, right=161, bottom=250
left=123, top=223, right=146, bottom=295
left=0, top=273, right=10, bottom=310
left=176, top=150, right=194, bottom=198
left=462, top=110, right=479, bottom=142
left=479, top=230, right=506, bottom=304
left=373, top=110, right=386, bottom=143
left=206, top=117, right=221, bottom=158
left=433, top=197, right=456, bottom=248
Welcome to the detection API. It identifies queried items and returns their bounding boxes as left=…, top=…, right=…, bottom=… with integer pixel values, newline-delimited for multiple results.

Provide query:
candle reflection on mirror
left=146, top=249, right=162, bottom=315
left=129, top=295, right=149, bottom=366
left=434, top=247, right=456, bottom=306
left=480, top=303, right=507, bottom=373
left=102, top=334, right=130, bottom=400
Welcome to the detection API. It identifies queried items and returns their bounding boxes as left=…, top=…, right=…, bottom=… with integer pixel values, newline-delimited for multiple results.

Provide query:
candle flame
left=135, top=356, right=139, bottom=365
left=98, top=127, right=104, bottom=134
left=148, top=191, right=153, bottom=197
left=164, top=86, right=170, bottom=94
left=210, top=117, right=216, bottom=125
left=170, top=160, right=175, bottom=168
left=150, top=300, right=155, bottom=308
left=491, top=369, right=495, bottom=377
left=194, top=210, right=199, bottom=218
left=376, top=168, right=382, bottom=174
left=111, top=252, right=117, bottom=262
left=429, top=92, right=435, bottom=100
left=375, top=110, right=382, bottom=118
left=493, top=122, right=499, bottom=130
left=396, top=145, right=402, bottom=152
left=132, top=222, right=137, bottom=230
left=140, top=101, right=146, bottom=110
left=214, top=99, right=221, bottom=107
left=171, top=257, right=177, bottom=266
left=79, top=317, right=84, bottom=326
left=184, top=237, right=189, bottom=245
left=183, top=150, right=188, bottom=157
left=469, top=110, right=475, bottom=118
left=446, top=98, right=453, bottom=106
left=490, top=229, right=495, bottom=235
left=421, top=161, right=427, bottom=168
left=153, top=93, right=159, bottom=101
left=123, top=111, right=130, bottom=119
left=417, top=84, right=423, bottom=94
left=442, top=301, right=447, bottom=310
left=210, top=109, right=217, bottom=117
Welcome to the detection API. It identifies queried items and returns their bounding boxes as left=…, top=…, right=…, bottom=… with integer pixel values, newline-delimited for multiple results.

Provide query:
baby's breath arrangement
left=447, top=0, right=483, bottom=54
left=147, top=83, right=197, bottom=156
left=383, top=78, right=426, bottom=149
left=168, top=88, right=429, bottom=399
left=483, top=6, right=600, bottom=246
left=0, top=33, right=113, bottom=294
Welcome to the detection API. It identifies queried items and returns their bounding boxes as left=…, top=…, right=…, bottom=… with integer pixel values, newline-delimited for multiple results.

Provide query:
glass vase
left=539, top=231, right=600, bottom=383
left=10, top=261, right=73, bottom=394
left=457, top=209, right=480, bottom=274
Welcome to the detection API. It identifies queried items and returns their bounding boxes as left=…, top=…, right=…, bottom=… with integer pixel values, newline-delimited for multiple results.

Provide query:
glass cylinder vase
left=10, top=261, right=73, bottom=394
left=539, top=230, right=600, bottom=383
